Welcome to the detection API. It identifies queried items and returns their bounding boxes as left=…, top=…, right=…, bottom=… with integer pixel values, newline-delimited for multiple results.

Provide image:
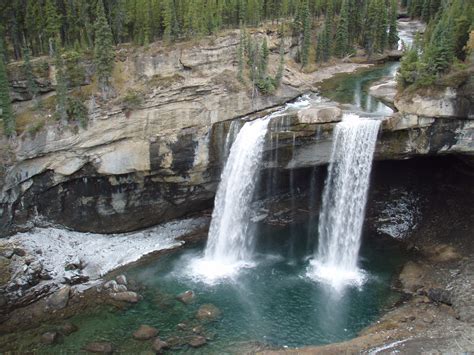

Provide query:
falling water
left=308, top=113, right=381, bottom=290
left=189, top=117, right=270, bottom=282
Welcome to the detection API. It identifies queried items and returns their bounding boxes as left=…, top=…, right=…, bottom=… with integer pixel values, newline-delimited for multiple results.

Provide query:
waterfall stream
left=308, top=113, right=381, bottom=290
left=189, top=117, right=270, bottom=282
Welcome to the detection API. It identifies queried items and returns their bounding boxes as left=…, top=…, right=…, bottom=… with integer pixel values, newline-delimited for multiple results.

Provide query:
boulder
left=399, top=262, right=425, bottom=293
left=188, top=335, right=207, bottom=348
left=41, top=331, right=59, bottom=345
left=116, top=275, right=127, bottom=286
left=133, top=325, right=159, bottom=340
left=428, top=288, right=452, bottom=305
left=297, top=106, right=342, bottom=124
left=83, top=341, right=114, bottom=354
left=109, top=291, right=140, bottom=303
left=176, top=290, right=195, bottom=304
left=151, top=338, right=169, bottom=353
left=61, top=322, right=79, bottom=335
left=46, top=286, right=70, bottom=310
left=369, top=78, right=397, bottom=105
left=196, top=304, right=221, bottom=321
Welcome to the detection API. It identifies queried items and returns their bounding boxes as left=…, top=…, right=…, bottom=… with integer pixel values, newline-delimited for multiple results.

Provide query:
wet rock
left=61, top=322, right=79, bottom=335
left=176, top=323, right=187, bottom=331
left=83, top=341, right=114, bottom=354
left=192, top=325, right=204, bottom=334
left=116, top=284, right=127, bottom=292
left=165, top=335, right=184, bottom=348
left=104, top=280, right=119, bottom=291
left=116, top=275, right=127, bottom=285
left=63, top=274, right=89, bottom=285
left=428, top=288, right=452, bottom=305
left=110, top=291, right=140, bottom=303
left=188, top=335, right=207, bottom=348
left=133, top=325, right=159, bottom=340
left=151, top=337, right=169, bottom=353
left=41, top=331, right=59, bottom=345
left=65, top=259, right=85, bottom=271
left=176, top=290, right=195, bottom=304
left=196, top=304, right=221, bottom=321
left=46, top=285, right=70, bottom=310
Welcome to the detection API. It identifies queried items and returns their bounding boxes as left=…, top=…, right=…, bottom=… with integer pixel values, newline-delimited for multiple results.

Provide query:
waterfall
left=190, top=117, right=270, bottom=282
left=308, top=113, right=380, bottom=290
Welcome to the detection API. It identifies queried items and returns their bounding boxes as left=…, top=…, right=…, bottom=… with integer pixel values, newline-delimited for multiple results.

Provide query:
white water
left=189, top=117, right=270, bottom=283
left=308, top=113, right=381, bottom=290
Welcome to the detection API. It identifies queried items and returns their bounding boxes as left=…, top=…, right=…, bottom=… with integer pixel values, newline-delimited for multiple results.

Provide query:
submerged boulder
left=196, top=304, right=221, bottom=321
left=109, top=291, right=140, bottom=303
left=151, top=337, right=169, bottom=353
left=188, top=335, right=207, bottom=348
left=133, top=325, right=159, bottom=340
left=46, top=286, right=70, bottom=310
left=41, top=331, right=59, bottom=345
left=83, top=341, right=114, bottom=354
left=297, top=106, right=342, bottom=124
left=176, top=290, right=195, bottom=304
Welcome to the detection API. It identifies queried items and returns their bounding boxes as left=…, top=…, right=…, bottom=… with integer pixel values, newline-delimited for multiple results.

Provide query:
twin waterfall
left=308, top=114, right=381, bottom=290
left=196, top=108, right=380, bottom=290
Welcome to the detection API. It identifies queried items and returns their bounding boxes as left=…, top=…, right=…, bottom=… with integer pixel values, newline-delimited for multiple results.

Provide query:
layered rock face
left=1, top=31, right=473, bottom=236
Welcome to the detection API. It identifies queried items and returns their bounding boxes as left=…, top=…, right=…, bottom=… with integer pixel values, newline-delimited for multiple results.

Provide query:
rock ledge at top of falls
left=394, top=86, right=473, bottom=119
left=297, top=106, right=343, bottom=124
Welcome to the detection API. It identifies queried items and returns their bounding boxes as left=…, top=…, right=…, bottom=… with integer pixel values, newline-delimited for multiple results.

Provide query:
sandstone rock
left=176, top=290, right=195, bottom=304
left=116, top=284, right=127, bottom=292
left=109, top=291, right=140, bottom=303
left=61, top=322, right=78, bottom=335
left=41, top=331, right=59, bottom=345
left=188, top=335, right=207, bottom=348
left=369, top=79, right=397, bottom=105
left=196, top=304, right=221, bottom=321
left=151, top=337, right=169, bottom=353
left=47, top=286, right=70, bottom=310
left=399, top=262, right=424, bottom=293
left=133, top=325, right=159, bottom=340
left=394, top=87, right=472, bottom=119
left=297, top=106, right=342, bottom=124
left=116, top=275, right=127, bottom=285
left=83, top=341, right=114, bottom=354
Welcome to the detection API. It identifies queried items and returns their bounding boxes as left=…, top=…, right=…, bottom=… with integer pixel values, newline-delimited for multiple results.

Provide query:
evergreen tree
left=388, top=0, right=399, bottom=49
left=397, top=46, right=419, bottom=88
left=45, top=0, right=61, bottom=56
left=334, top=0, right=350, bottom=58
left=94, top=0, right=115, bottom=99
left=54, top=43, right=68, bottom=122
left=275, top=36, right=285, bottom=85
left=237, top=25, right=245, bottom=83
left=300, top=0, right=311, bottom=67
left=260, top=37, right=269, bottom=77
left=0, top=40, right=15, bottom=136
left=22, top=46, right=39, bottom=105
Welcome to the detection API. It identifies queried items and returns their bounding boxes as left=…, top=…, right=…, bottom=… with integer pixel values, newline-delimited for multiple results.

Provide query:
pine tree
left=260, top=37, right=269, bottom=76
left=54, top=43, right=68, bottom=122
left=334, top=0, right=350, bottom=58
left=275, top=36, right=285, bottom=85
left=22, top=47, right=39, bottom=105
left=0, top=40, right=15, bottom=136
left=300, top=0, right=311, bottom=67
left=237, top=25, right=245, bottom=83
left=397, top=46, right=419, bottom=88
left=388, top=0, right=399, bottom=49
left=94, top=0, right=115, bottom=99
left=45, top=0, right=61, bottom=56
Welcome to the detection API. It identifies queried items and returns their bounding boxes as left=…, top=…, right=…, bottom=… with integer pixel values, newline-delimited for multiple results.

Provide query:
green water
left=30, top=222, right=406, bottom=354
left=318, top=62, right=399, bottom=115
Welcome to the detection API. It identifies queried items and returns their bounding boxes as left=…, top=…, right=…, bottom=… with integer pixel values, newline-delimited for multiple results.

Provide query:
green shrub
left=122, top=89, right=143, bottom=110
left=66, top=96, right=88, bottom=128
